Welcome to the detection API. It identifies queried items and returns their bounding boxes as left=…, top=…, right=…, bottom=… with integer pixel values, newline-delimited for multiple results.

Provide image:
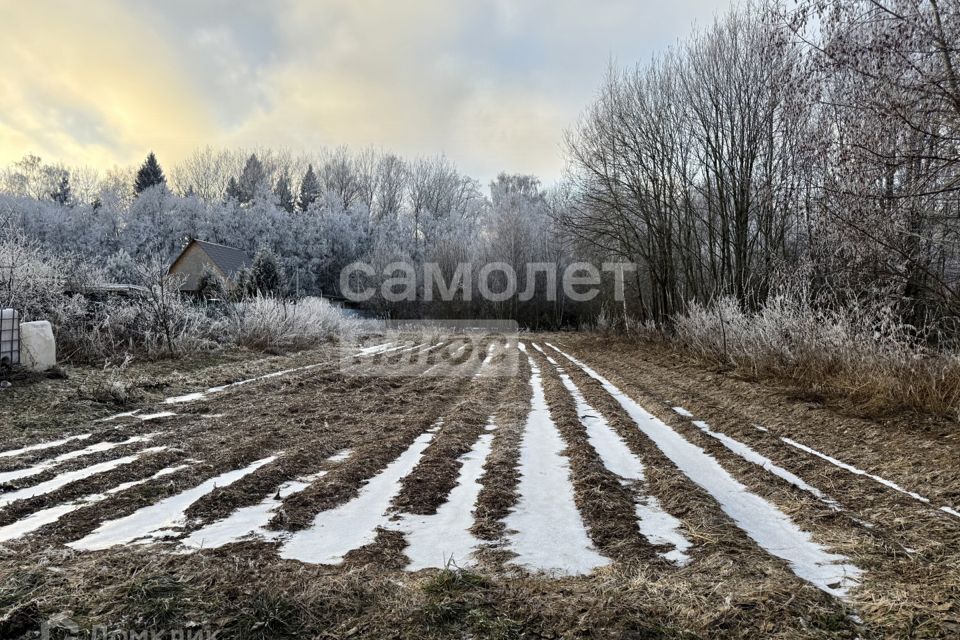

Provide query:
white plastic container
left=20, top=320, right=55, bottom=371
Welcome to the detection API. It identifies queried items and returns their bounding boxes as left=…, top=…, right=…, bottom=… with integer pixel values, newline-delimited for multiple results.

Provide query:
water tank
left=0, top=309, right=19, bottom=368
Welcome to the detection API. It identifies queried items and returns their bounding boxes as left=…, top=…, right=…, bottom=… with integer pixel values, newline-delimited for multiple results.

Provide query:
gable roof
left=194, top=240, right=251, bottom=277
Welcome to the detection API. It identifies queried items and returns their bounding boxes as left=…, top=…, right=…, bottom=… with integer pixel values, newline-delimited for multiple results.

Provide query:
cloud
left=0, top=0, right=727, bottom=183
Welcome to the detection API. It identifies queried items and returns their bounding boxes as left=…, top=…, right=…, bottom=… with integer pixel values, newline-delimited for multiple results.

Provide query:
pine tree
left=196, top=266, right=227, bottom=300
left=275, top=171, right=295, bottom=213
left=250, top=248, right=285, bottom=296
left=225, top=177, right=241, bottom=202
left=237, top=154, right=266, bottom=204
left=50, top=171, right=71, bottom=205
left=298, top=164, right=320, bottom=212
left=134, top=152, right=165, bottom=194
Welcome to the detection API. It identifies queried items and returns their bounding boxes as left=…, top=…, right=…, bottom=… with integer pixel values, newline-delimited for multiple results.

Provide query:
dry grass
left=4, top=336, right=957, bottom=638
left=668, top=296, right=960, bottom=418
left=229, top=296, right=359, bottom=352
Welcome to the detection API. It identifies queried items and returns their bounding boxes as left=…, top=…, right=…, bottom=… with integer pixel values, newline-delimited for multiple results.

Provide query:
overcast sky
left=0, top=0, right=728, bottom=185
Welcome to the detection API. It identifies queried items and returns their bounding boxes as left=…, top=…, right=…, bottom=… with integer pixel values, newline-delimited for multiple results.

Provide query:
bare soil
left=0, top=334, right=957, bottom=638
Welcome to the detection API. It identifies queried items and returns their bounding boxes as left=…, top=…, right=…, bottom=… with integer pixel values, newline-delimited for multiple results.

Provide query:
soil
left=0, top=333, right=957, bottom=638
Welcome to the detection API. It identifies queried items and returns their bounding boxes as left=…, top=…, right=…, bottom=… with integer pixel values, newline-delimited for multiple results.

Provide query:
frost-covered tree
left=298, top=164, right=320, bottom=212
left=49, top=170, right=71, bottom=206
left=274, top=171, right=295, bottom=213
left=246, top=248, right=285, bottom=297
left=196, top=265, right=228, bottom=300
left=237, top=154, right=268, bottom=204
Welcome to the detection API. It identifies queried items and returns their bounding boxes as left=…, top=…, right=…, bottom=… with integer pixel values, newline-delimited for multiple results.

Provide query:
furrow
left=501, top=343, right=609, bottom=575
left=547, top=342, right=862, bottom=598
left=67, top=455, right=278, bottom=551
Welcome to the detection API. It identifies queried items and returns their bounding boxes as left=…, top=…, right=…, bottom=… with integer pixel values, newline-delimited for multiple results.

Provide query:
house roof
left=191, top=240, right=251, bottom=277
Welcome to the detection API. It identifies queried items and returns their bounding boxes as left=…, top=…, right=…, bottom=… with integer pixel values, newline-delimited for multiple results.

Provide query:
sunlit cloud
left=0, top=0, right=726, bottom=183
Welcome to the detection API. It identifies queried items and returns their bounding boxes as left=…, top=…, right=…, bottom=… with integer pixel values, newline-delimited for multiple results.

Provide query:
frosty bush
left=672, top=293, right=960, bottom=417
left=0, top=235, right=216, bottom=362
left=228, top=295, right=358, bottom=351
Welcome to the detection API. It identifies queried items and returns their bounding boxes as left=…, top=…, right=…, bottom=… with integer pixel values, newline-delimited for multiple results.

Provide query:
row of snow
left=4, top=338, right=953, bottom=600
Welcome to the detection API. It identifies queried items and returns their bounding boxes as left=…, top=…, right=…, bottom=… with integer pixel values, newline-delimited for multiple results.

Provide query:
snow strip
left=164, top=359, right=331, bottom=405
left=280, top=427, right=439, bottom=564
left=162, top=345, right=388, bottom=406
left=138, top=411, right=176, bottom=421
left=780, top=436, right=928, bottom=503
left=179, top=446, right=355, bottom=550
left=180, top=448, right=351, bottom=550
left=777, top=435, right=960, bottom=520
left=98, top=410, right=142, bottom=422
left=326, top=449, right=353, bottom=463
left=68, top=455, right=278, bottom=551
left=546, top=343, right=861, bottom=598
left=539, top=348, right=691, bottom=565
left=0, top=447, right=168, bottom=509
left=395, top=427, right=495, bottom=570
left=686, top=420, right=841, bottom=512
left=0, top=434, right=161, bottom=484
left=503, top=344, right=609, bottom=575
left=0, top=434, right=93, bottom=459
left=473, top=343, right=499, bottom=378
left=357, top=342, right=397, bottom=356
left=0, top=464, right=188, bottom=543
left=672, top=407, right=694, bottom=418
left=423, top=343, right=471, bottom=376
left=481, top=343, right=497, bottom=366
left=181, top=471, right=327, bottom=550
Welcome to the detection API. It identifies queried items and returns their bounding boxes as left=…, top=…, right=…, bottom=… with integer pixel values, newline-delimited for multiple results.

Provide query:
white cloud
left=0, top=0, right=729, bottom=183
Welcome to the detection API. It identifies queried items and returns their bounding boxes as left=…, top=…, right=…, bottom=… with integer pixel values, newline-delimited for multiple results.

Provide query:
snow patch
left=688, top=420, right=841, bottom=511
left=394, top=429, right=495, bottom=570
left=357, top=342, right=397, bottom=356
left=546, top=343, right=861, bottom=598
left=672, top=407, right=694, bottom=418
left=164, top=358, right=332, bottom=405
left=68, top=455, right=277, bottom=550
left=0, top=447, right=167, bottom=509
left=0, top=464, right=188, bottom=542
left=326, top=449, right=353, bottom=463
left=503, top=343, right=609, bottom=575
left=98, top=410, right=142, bottom=422
left=180, top=471, right=326, bottom=550
left=0, top=434, right=92, bottom=459
left=280, top=427, right=438, bottom=565
left=0, top=434, right=160, bottom=484
left=138, top=412, right=177, bottom=421
left=778, top=436, right=960, bottom=520
left=545, top=353, right=691, bottom=565
left=164, top=392, right=207, bottom=405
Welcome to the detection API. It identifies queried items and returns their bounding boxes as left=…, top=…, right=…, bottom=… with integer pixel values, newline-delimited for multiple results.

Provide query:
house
left=168, top=239, right=251, bottom=293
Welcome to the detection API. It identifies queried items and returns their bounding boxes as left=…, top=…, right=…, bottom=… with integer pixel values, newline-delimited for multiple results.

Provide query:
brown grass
left=647, top=297, right=960, bottom=419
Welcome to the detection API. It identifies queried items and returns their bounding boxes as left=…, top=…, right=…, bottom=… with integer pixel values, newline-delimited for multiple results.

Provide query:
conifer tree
left=134, top=152, right=165, bottom=194
left=50, top=171, right=71, bottom=205
left=237, top=154, right=266, bottom=204
left=275, top=171, right=295, bottom=213
left=298, top=164, right=320, bottom=212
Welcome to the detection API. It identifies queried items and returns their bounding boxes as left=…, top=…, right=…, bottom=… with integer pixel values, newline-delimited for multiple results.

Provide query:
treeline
left=564, top=0, right=960, bottom=330
left=0, top=148, right=608, bottom=328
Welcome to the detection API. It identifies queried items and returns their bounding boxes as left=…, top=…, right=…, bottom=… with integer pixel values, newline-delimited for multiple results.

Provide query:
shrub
left=672, top=293, right=960, bottom=417
left=228, top=295, right=358, bottom=351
